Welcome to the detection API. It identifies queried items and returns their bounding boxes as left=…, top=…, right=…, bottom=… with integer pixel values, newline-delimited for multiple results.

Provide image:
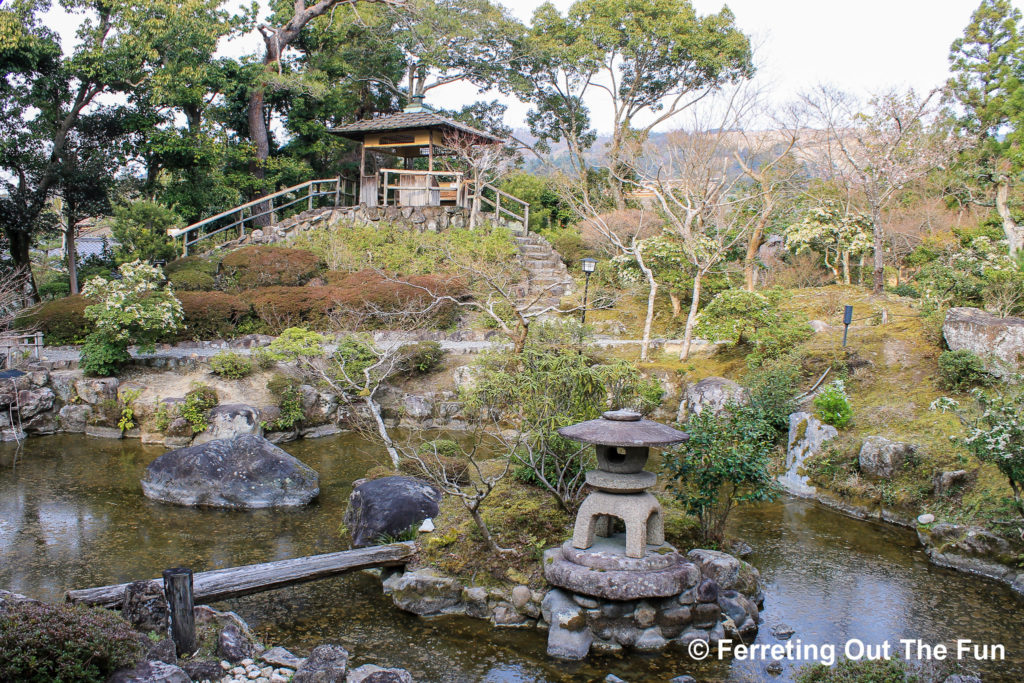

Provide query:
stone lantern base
left=540, top=537, right=763, bottom=660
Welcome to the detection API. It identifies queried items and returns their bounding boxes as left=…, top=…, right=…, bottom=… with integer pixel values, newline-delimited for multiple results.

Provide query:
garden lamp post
left=842, top=305, right=853, bottom=347
left=580, top=258, right=598, bottom=325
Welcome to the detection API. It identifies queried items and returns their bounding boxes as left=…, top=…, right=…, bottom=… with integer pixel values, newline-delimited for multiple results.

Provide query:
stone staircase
left=515, top=232, right=574, bottom=315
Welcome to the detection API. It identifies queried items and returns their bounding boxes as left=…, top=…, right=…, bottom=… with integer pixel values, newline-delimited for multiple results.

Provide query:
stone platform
left=540, top=535, right=762, bottom=660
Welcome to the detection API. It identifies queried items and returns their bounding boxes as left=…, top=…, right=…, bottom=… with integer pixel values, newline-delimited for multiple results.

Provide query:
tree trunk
left=996, top=178, right=1022, bottom=257
left=743, top=210, right=771, bottom=291
left=247, top=86, right=272, bottom=228
left=842, top=250, right=850, bottom=286
left=669, top=291, right=681, bottom=319
left=7, top=230, right=38, bottom=303
left=65, top=210, right=79, bottom=295
left=363, top=394, right=399, bottom=470
left=871, top=206, right=885, bottom=293
left=679, top=271, right=703, bottom=361
left=467, top=503, right=511, bottom=555
left=637, top=246, right=657, bottom=362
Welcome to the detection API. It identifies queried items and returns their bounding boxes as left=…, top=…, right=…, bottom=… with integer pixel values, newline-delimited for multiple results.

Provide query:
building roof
left=328, top=111, right=505, bottom=146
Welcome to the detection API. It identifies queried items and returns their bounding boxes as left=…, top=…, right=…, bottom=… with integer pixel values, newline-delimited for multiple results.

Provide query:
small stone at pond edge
left=669, top=676, right=697, bottom=683
left=917, top=513, right=935, bottom=525
left=771, top=623, right=795, bottom=640
left=419, top=518, right=435, bottom=532
left=604, top=675, right=627, bottom=683
left=766, top=661, right=784, bottom=675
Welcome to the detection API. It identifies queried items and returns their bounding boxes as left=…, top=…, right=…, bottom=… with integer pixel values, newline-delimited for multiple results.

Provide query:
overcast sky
left=45, top=0, right=1023, bottom=133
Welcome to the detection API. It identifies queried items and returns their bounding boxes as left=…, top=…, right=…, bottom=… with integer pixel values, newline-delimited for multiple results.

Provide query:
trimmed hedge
left=221, top=245, right=323, bottom=289
left=240, top=286, right=340, bottom=333
left=175, top=291, right=253, bottom=340
left=168, top=268, right=215, bottom=291
left=329, top=269, right=466, bottom=328
left=15, top=295, right=92, bottom=345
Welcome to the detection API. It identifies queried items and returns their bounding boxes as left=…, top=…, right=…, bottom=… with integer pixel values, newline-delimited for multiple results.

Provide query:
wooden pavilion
left=329, top=98, right=505, bottom=209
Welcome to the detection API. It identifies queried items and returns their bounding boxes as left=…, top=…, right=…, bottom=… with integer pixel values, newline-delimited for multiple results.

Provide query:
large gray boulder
left=107, top=661, right=191, bottom=683
left=943, top=307, right=1024, bottom=377
left=859, top=436, right=916, bottom=478
left=677, top=377, right=748, bottom=422
left=141, top=435, right=319, bottom=509
left=346, top=664, right=415, bottom=683
left=191, top=404, right=262, bottom=445
left=780, top=412, right=837, bottom=497
left=344, top=476, right=440, bottom=548
left=293, top=644, right=349, bottom=683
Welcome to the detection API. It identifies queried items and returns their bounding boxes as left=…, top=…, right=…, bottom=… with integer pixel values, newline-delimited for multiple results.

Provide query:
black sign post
left=842, top=305, right=853, bottom=347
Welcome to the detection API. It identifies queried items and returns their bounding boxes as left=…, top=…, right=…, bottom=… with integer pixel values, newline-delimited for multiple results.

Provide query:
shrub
left=165, top=255, right=218, bottom=277
left=813, top=380, right=853, bottom=428
left=110, top=200, right=181, bottom=264
left=174, top=291, right=252, bottom=341
left=890, top=283, right=920, bottom=298
left=0, top=601, right=144, bottom=683
left=744, top=358, right=802, bottom=435
left=80, top=334, right=132, bottom=377
left=14, top=295, right=91, bottom=345
left=265, top=374, right=305, bottom=430
left=663, top=402, right=777, bottom=544
left=210, top=351, right=253, bottom=379
left=263, top=327, right=328, bottom=362
left=81, top=261, right=184, bottom=376
left=937, top=350, right=993, bottom=392
left=328, top=270, right=466, bottom=329
left=168, top=268, right=215, bottom=291
left=401, top=341, right=445, bottom=376
left=221, top=245, right=323, bottom=289
left=181, top=384, right=218, bottom=432
left=240, top=286, right=340, bottom=332
left=695, top=289, right=811, bottom=367
left=795, top=659, right=915, bottom=683
left=37, top=278, right=71, bottom=300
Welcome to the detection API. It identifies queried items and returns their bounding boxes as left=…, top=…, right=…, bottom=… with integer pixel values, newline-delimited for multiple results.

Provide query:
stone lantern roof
left=557, top=410, right=688, bottom=448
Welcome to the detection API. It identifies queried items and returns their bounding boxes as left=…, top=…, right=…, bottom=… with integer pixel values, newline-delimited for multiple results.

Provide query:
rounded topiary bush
left=15, top=295, right=92, bottom=345
left=221, top=245, right=323, bottom=289
left=241, top=285, right=341, bottom=333
left=0, top=601, right=144, bottom=683
left=175, top=291, right=253, bottom=340
left=168, top=268, right=215, bottom=291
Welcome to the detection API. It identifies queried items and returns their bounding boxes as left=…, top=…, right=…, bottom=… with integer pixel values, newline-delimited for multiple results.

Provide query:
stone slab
left=543, top=547, right=700, bottom=601
left=561, top=536, right=680, bottom=572
left=585, top=469, right=656, bottom=493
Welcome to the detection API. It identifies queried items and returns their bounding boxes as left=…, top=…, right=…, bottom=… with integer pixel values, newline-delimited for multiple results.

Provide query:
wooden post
left=34, top=332, right=42, bottom=359
left=162, top=567, right=196, bottom=656
left=308, top=182, right=315, bottom=211
left=335, top=177, right=341, bottom=207
left=524, top=204, right=530, bottom=233
left=428, top=143, right=434, bottom=172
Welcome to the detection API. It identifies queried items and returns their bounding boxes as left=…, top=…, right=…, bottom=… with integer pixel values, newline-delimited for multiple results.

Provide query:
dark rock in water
left=293, top=644, right=350, bottom=682
left=107, top=660, right=191, bottom=683
left=346, top=664, right=415, bottom=683
left=181, top=660, right=223, bottom=681
left=771, top=622, right=795, bottom=640
left=141, top=435, right=319, bottom=509
left=766, top=661, right=784, bottom=675
left=122, top=580, right=169, bottom=635
left=217, top=622, right=256, bottom=663
left=344, top=476, right=440, bottom=548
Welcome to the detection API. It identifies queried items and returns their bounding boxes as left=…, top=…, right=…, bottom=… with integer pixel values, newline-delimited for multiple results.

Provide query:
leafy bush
left=262, top=327, right=327, bottom=362
left=240, top=286, right=340, bottom=332
left=813, top=380, right=853, bottom=428
left=0, top=601, right=144, bottom=683
left=175, top=291, right=252, bottom=340
left=890, top=283, right=920, bottom=298
left=110, top=200, right=181, bottom=264
left=181, top=384, right=218, bottom=432
left=663, top=402, right=777, bottom=544
left=210, top=351, right=253, bottom=379
left=265, top=374, right=305, bottom=431
left=81, top=261, right=184, bottom=376
left=165, top=255, right=218, bottom=277
left=220, top=245, right=323, bottom=289
left=327, top=270, right=466, bottom=329
left=744, top=358, right=802, bottom=435
left=168, top=268, right=215, bottom=291
left=15, top=295, right=91, bottom=345
left=695, top=289, right=811, bottom=367
left=37, top=278, right=71, bottom=300
left=937, top=350, right=993, bottom=392
left=401, top=341, right=445, bottom=376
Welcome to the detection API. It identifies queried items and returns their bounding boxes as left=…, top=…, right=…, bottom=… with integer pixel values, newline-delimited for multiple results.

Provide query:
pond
left=1, top=434, right=1021, bottom=682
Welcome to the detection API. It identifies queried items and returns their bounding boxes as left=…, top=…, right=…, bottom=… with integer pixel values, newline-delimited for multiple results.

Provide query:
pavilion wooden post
left=162, top=567, right=196, bottom=656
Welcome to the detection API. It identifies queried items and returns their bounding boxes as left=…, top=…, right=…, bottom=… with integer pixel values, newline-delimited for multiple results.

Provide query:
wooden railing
left=379, top=169, right=466, bottom=207
left=168, top=177, right=357, bottom=256
left=0, top=332, right=44, bottom=368
left=473, top=182, right=530, bottom=229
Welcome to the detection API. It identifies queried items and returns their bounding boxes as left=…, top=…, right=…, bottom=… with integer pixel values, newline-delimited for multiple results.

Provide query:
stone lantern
left=558, top=409, right=688, bottom=559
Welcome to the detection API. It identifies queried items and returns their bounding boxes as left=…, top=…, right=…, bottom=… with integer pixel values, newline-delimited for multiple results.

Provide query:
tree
left=110, top=201, right=182, bottom=265
left=246, top=0, right=406, bottom=213
left=663, top=402, right=776, bottom=544
left=803, top=86, right=954, bottom=292
left=513, top=0, right=753, bottom=207
left=785, top=200, right=874, bottom=285
left=947, top=0, right=1024, bottom=256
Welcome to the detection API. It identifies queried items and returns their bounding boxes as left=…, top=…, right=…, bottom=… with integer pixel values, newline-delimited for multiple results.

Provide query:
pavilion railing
left=168, top=177, right=357, bottom=256
left=379, top=169, right=467, bottom=208
left=471, top=182, right=530, bottom=230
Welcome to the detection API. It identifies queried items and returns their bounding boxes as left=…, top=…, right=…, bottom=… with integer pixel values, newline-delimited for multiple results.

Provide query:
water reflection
left=1, top=435, right=1021, bottom=682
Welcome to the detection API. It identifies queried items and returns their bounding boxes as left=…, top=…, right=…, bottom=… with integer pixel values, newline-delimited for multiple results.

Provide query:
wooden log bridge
left=66, top=542, right=415, bottom=608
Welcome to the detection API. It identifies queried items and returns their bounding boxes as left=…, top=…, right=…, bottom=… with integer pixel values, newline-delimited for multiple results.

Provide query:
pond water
left=1, top=434, right=1022, bottom=682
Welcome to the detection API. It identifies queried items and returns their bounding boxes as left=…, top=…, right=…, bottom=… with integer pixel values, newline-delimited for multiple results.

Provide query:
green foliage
left=0, top=601, right=144, bottom=683
left=168, top=268, right=216, bottom=291
left=663, top=402, right=777, bottom=544
left=796, top=658, right=917, bottom=683
left=937, top=350, right=994, bottom=392
left=181, top=385, right=218, bottom=432
left=110, top=201, right=181, bottom=264
left=501, top=172, right=575, bottom=232
left=333, top=336, right=379, bottom=382
left=263, top=327, right=327, bottom=362
left=220, top=245, right=323, bottom=289
left=117, top=388, right=141, bottom=432
left=890, top=283, right=920, bottom=298
left=174, top=291, right=251, bottom=341
left=744, top=357, right=803, bottom=435
left=401, top=440, right=470, bottom=486
left=153, top=401, right=173, bottom=432
left=813, top=380, right=853, bottom=428
left=80, top=261, right=184, bottom=376
left=36, top=278, right=71, bottom=300
left=784, top=201, right=873, bottom=283
left=400, top=341, right=445, bottom=376
left=266, top=375, right=305, bottom=431
left=695, top=289, right=811, bottom=367
left=15, top=295, right=91, bottom=345
left=209, top=351, right=253, bottom=379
